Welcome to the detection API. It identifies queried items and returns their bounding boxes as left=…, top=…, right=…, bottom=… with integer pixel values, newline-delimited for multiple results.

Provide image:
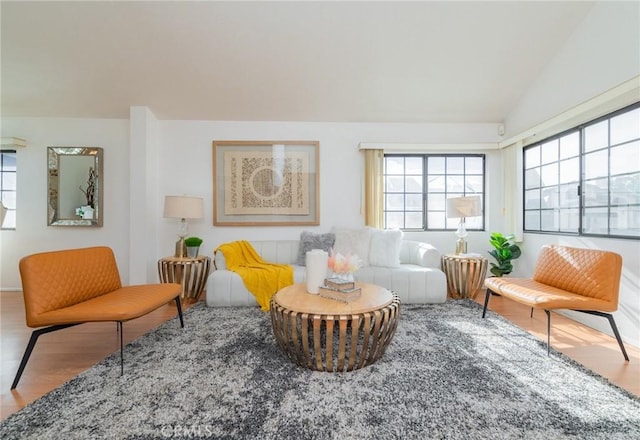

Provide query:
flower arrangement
left=328, top=249, right=362, bottom=275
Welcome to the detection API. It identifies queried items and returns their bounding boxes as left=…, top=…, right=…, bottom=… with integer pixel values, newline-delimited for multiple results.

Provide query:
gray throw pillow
left=296, top=232, right=336, bottom=266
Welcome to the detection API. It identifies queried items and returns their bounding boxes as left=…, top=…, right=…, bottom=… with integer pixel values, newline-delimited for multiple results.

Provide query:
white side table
left=441, top=254, right=488, bottom=299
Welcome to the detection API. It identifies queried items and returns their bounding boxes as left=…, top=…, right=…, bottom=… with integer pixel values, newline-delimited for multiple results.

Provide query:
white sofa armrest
left=399, top=240, right=441, bottom=268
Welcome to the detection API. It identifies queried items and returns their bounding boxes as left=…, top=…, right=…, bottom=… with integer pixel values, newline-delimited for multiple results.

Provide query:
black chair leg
left=11, top=324, right=78, bottom=390
left=175, top=297, right=184, bottom=328
left=544, top=310, right=551, bottom=355
left=481, top=289, right=492, bottom=318
left=575, top=310, right=629, bottom=361
left=118, top=321, right=124, bottom=376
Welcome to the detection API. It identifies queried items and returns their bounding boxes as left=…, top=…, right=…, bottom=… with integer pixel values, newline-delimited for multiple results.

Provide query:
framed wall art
left=212, top=140, right=319, bottom=226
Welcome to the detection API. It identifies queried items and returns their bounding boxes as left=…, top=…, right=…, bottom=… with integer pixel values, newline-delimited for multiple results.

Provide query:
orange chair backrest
left=533, top=245, right=622, bottom=304
left=19, top=246, right=123, bottom=327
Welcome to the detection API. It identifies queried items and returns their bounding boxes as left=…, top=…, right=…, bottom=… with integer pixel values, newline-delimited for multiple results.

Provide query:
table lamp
left=163, top=195, right=204, bottom=257
left=446, top=196, right=482, bottom=255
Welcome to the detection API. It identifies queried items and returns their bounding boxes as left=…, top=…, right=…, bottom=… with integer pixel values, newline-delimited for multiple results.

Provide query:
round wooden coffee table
left=269, top=282, right=400, bottom=372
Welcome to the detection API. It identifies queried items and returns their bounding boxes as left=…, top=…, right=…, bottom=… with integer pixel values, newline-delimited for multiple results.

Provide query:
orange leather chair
left=12, top=246, right=184, bottom=389
left=483, top=245, right=628, bottom=361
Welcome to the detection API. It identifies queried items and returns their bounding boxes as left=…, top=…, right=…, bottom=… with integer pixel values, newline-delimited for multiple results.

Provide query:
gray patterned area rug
left=1, top=300, right=639, bottom=440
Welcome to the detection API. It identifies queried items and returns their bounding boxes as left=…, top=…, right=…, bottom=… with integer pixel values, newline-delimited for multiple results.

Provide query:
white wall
left=0, top=116, right=502, bottom=290
left=505, top=1, right=640, bottom=137
left=0, top=118, right=131, bottom=288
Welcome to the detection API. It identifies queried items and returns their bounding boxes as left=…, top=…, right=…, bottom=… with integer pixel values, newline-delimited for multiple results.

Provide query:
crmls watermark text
left=160, top=425, right=215, bottom=438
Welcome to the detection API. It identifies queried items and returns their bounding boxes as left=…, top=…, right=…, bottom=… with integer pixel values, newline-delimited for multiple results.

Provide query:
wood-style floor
left=1, top=290, right=638, bottom=421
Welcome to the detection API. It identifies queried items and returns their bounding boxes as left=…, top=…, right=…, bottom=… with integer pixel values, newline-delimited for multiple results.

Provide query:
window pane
left=446, top=175, right=464, bottom=192
left=610, top=206, right=640, bottom=236
left=610, top=107, right=640, bottom=146
left=428, top=176, right=445, bottom=192
left=446, top=157, right=464, bottom=174
left=428, top=193, right=446, bottom=211
left=584, top=150, right=608, bottom=179
left=540, top=163, right=558, bottom=187
left=585, top=120, right=608, bottom=152
left=405, top=157, right=423, bottom=174
left=541, top=210, right=559, bottom=231
left=386, top=212, right=404, bottom=229
left=465, top=175, right=483, bottom=193
left=559, top=208, right=579, bottom=233
left=385, top=194, right=404, bottom=210
left=406, top=175, right=423, bottom=192
left=559, top=183, right=579, bottom=208
left=525, top=189, right=540, bottom=209
left=610, top=140, right=639, bottom=176
left=541, top=187, right=559, bottom=209
left=405, top=212, right=423, bottom=229
left=559, top=132, right=580, bottom=159
left=466, top=157, right=483, bottom=174
left=385, top=157, right=404, bottom=174
left=427, top=157, right=445, bottom=174
left=583, top=207, right=609, bottom=234
left=525, top=168, right=541, bottom=189
left=386, top=176, right=404, bottom=192
left=427, top=211, right=445, bottom=229
left=584, top=178, right=609, bottom=207
left=406, top=194, right=423, bottom=210
left=559, top=157, right=579, bottom=184
left=611, top=172, right=640, bottom=205
left=1, top=172, right=16, bottom=190
left=525, top=145, right=540, bottom=168
left=1, top=191, right=16, bottom=208
left=541, top=140, right=558, bottom=165
left=525, top=211, right=540, bottom=230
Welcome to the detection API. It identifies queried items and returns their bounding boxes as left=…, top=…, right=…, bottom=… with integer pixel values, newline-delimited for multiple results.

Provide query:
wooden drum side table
left=270, top=282, right=400, bottom=373
left=158, top=256, right=211, bottom=302
left=441, top=254, right=488, bottom=299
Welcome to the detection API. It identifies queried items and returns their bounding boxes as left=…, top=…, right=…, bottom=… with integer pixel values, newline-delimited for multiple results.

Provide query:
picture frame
left=212, top=140, right=319, bottom=226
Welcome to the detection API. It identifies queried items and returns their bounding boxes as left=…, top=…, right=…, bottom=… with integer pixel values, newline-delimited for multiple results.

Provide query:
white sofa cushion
left=368, top=229, right=403, bottom=268
left=331, top=227, right=373, bottom=266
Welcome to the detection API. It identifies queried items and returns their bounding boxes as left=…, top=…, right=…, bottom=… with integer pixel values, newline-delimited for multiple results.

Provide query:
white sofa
left=206, top=239, right=447, bottom=307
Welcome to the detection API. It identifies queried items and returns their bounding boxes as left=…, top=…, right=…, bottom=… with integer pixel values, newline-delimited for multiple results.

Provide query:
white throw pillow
left=369, top=229, right=403, bottom=268
left=331, top=227, right=373, bottom=267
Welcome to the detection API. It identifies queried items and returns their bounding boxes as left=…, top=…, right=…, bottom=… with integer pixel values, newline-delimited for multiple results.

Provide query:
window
left=1, top=150, right=17, bottom=229
left=383, top=154, right=485, bottom=231
left=524, top=102, right=640, bottom=239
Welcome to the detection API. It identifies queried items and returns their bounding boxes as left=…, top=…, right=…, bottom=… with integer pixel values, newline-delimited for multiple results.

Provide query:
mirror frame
left=47, top=147, right=103, bottom=227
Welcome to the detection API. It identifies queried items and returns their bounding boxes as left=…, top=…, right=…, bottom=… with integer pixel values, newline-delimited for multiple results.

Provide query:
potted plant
left=488, top=232, right=521, bottom=277
left=184, top=236, right=203, bottom=258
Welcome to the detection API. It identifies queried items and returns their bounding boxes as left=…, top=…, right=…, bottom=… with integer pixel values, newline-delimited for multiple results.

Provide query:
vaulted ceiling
left=1, top=1, right=595, bottom=123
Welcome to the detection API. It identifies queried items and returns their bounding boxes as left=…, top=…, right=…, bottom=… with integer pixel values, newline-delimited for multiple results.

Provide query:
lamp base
left=175, top=237, right=187, bottom=258
left=455, top=238, right=467, bottom=255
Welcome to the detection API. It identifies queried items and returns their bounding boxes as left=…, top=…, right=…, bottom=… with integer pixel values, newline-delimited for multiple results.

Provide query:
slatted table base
left=441, top=255, right=488, bottom=300
left=270, top=294, right=400, bottom=372
left=158, top=257, right=211, bottom=302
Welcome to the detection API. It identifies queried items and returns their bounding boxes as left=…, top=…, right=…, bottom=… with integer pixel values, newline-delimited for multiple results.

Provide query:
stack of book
left=319, top=277, right=362, bottom=303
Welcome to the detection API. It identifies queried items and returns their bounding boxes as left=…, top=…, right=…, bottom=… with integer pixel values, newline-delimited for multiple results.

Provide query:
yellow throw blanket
left=215, top=240, right=294, bottom=311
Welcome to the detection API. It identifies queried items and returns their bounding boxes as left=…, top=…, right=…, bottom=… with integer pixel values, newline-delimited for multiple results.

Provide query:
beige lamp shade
left=446, top=196, right=482, bottom=219
left=163, top=196, right=204, bottom=219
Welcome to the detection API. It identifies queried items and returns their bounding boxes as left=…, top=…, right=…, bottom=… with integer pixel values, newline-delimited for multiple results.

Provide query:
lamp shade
left=446, top=196, right=482, bottom=218
left=163, top=196, right=204, bottom=219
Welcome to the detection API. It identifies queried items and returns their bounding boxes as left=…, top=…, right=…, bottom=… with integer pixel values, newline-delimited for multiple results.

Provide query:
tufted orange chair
left=483, top=245, right=628, bottom=361
left=12, top=246, right=184, bottom=389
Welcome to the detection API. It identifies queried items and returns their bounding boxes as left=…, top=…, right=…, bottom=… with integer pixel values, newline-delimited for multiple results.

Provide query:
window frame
left=523, top=102, right=640, bottom=240
left=1, top=149, right=17, bottom=230
left=383, top=153, right=486, bottom=232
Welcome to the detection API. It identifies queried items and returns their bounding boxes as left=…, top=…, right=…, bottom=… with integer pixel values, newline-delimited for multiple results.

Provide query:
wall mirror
left=48, top=147, right=103, bottom=226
